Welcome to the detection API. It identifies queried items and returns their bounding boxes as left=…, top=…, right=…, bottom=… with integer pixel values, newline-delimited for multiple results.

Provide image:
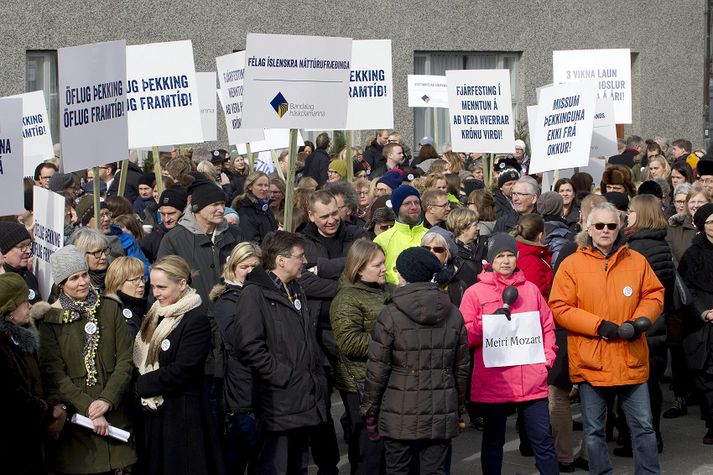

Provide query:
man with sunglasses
left=550, top=202, right=664, bottom=474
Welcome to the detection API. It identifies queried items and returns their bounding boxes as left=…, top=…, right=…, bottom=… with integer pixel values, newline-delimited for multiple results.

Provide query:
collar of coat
left=177, top=207, right=229, bottom=238
left=245, top=267, right=305, bottom=312
left=0, top=318, right=39, bottom=353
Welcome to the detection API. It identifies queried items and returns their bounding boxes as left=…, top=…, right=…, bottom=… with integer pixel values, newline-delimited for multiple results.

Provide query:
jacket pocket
left=626, top=337, right=648, bottom=368
left=575, top=338, right=602, bottom=370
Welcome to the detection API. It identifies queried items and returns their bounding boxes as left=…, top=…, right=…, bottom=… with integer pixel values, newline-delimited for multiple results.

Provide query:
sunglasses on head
left=592, top=222, right=617, bottom=230
left=422, top=245, right=447, bottom=254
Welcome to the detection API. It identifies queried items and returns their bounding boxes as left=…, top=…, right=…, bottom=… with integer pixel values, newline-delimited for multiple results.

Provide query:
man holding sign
left=459, top=233, right=558, bottom=474
left=550, top=202, right=664, bottom=474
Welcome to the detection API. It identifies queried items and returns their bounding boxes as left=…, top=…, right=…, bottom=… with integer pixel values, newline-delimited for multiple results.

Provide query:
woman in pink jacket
left=459, top=233, right=558, bottom=475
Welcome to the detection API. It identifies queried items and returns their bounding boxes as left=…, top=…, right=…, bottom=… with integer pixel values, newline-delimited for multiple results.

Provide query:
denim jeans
left=579, top=382, right=660, bottom=474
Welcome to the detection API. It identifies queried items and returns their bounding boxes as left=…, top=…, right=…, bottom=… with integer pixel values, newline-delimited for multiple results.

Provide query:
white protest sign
left=590, top=97, right=618, bottom=158
left=0, top=98, right=24, bottom=215
left=529, top=81, right=597, bottom=174
left=6, top=91, right=54, bottom=177
left=342, top=39, right=393, bottom=130
left=552, top=48, right=631, bottom=123
left=242, top=33, right=352, bottom=129
left=446, top=69, right=515, bottom=153
left=407, top=75, right=448, bottom=108
left=482, top=311, right=546, bottom=368
left=235, top=129, right=304, bottom=154
left=58, top=40, right=128, bottom=172
left=32, top=187, right=64, bottom=300
left=255, top=150, right=275, bottom=174
left=196, top=72, right=217, bottom=142
left=215, top=51, right=265, bottom=145
left=126, top=40, right=202, bottom=148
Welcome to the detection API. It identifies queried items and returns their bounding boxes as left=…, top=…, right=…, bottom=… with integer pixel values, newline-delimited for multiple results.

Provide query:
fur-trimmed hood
left=0, top=318, right=40, bottom=353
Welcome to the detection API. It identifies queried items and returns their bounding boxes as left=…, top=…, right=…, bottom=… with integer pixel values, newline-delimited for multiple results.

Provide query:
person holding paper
left=37, top=245, right=136, bottom=474
left=459, top=232, right=558, bottom=474
left=550, top=202, right=664, bottom=474
left=134, top=255, right=224, bottom=475
left=0, top=273, right=67, bottom=475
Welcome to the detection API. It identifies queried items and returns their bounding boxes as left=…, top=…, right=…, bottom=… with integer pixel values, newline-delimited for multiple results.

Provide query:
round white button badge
left=386, top=200, right=392, bottom=209
left=262, top=204, right=269, bottom=211
left=84, top=322, right=97, bottom=335
left=28, top=289, right=35, bottom=300
left=122, top=309, right=133, bottom=319
left=294, top=299, right=302, bottom=311
left=161, top=339, right=171, bottom=351
left=623, top=286, right=633, bottom=297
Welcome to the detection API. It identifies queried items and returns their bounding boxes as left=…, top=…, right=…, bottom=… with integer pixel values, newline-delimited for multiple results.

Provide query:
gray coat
left=362, top=283, right=470, bottom=440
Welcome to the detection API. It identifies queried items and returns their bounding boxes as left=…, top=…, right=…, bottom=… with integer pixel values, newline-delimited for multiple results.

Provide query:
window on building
left=413, top=52, right=520, bottom=153
left=26, top=50, right=59, bottom=147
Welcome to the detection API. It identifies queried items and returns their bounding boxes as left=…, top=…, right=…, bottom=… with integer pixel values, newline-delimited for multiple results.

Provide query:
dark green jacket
left=36, top=298, right=137, bottom=473
left=329, top=276, right=393, bottom=392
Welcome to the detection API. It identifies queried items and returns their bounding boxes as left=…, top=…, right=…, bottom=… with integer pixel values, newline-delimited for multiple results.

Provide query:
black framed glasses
left=86, top=247, right=110, bottom=259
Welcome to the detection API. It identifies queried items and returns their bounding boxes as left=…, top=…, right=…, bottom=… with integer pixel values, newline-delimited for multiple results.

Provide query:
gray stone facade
left=1, top=0, right=707, bottom=149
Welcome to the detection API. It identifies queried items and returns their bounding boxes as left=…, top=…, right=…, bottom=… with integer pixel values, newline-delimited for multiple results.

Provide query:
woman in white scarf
left=134, top=255, right=225, bottom=475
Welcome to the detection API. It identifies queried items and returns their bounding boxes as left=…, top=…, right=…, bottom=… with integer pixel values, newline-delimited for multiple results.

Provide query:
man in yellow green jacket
left=374, top=185, right=428, bottom=284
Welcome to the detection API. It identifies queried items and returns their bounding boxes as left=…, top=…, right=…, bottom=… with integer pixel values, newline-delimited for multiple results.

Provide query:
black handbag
left=672, top=270, right=693, bottom=311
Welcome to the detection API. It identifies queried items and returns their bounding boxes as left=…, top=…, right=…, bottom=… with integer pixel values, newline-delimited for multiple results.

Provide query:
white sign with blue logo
left=407, top=75, right=449, bottom=109
left=241, top=33, right=352, bottom=129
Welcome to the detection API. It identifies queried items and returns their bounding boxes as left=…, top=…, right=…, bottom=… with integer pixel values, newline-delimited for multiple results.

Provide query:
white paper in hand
left=70, top=413, right=130, bottom=442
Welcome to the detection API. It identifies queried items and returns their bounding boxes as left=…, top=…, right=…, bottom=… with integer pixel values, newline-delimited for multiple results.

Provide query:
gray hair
left=323, top=181, right=358, bottom=213
left=586, top=202, right=621, bottom=229
left=70, top=227, right=110, bottom=253
left=674, top=183, right=693, bottom=197
left=421, top=232, right=451, bottom=260
left=516, top=176, right=540, bottom=196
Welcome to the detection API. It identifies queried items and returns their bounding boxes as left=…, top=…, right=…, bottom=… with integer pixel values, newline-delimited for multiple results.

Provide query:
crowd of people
left=2, top=130, right=713, bottom=475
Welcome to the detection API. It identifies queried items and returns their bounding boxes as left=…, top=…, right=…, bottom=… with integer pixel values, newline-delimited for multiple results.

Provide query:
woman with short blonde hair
left=104, top=256, right=148, bottom=338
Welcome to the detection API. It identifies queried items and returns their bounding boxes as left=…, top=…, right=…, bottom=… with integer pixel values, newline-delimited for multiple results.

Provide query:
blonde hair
left=197, top=160, right=218, bottom=181
left=628, top=194, right=668, bottom=231
left=105, top=256, right=146, bottom=295
left=242, top=171, right=270, bottom=196
left=643, top=155, right=671, bottom=180
left=686, top=183, right=712, bottom=217
left=151, top=255, right=191, bottom=284
left=344, top=240, right=384, bottom=284
left=223, top=242, right=262, bottom=283
left=442, top=151, right=463, bottom=173
left=446, top=207, right=479, bottom=237
left=296, top=176, right=318, bottom=191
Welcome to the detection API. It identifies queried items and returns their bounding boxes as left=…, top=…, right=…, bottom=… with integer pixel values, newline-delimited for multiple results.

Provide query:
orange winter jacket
left=549, top=243, right=664, bottom=387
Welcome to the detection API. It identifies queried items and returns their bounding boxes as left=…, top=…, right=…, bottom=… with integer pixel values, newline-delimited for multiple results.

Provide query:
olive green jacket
left=36, top=298, right=137, bottom=473
left=329, top=276, right=393, bottom=393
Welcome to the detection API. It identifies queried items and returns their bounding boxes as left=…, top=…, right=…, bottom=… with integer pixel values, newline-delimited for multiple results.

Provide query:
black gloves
left=618, top=317, right=652, bottom=341
left=493, top=307, right=511, bottom=320
left=597, top=320, right=620, bottom=340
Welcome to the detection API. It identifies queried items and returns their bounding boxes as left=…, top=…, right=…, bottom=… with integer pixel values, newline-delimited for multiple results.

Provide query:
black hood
left=389, top=282, right=453, bottom=326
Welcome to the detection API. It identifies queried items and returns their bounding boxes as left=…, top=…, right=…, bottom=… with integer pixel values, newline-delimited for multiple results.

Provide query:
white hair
left=586, top=202, right=621, bottom=229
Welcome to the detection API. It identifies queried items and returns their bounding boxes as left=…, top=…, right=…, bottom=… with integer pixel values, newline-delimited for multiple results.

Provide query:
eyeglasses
left=99, top=211, right=112, bottom=220
left=401, top=200, right=421, bottom=208
left=429, top=202, right=449, bottom=209
left=282, top=252, right=306, bottom=260
left=13, top=242, right=32, bottom=253
left=511, top=192, right=534, bottom=198
left=675, top=200, right=687, bottom=205
left=592, top=223, right=617, bottom=231
left=126, top=275, right=146, bottom=285
left=86, top=247, right=110, bottom=259
left=422, top=245, right=447, bottom=254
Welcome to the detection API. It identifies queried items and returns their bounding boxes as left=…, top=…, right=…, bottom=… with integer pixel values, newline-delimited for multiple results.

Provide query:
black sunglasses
left=592, top=223, right=617, bottom=231
left=422, top=245, right=447, bottom=254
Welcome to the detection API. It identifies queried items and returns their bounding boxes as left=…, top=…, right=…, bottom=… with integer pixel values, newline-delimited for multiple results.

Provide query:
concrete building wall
left=1, top=0, right=707, bottom=149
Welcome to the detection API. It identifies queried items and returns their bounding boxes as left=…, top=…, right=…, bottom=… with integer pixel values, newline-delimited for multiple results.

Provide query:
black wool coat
left=235, top=195, right=278, bottom=244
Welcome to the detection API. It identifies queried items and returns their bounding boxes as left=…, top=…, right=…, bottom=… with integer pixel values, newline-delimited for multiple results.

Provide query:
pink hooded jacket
left=459, top=269, right=557, bottom=403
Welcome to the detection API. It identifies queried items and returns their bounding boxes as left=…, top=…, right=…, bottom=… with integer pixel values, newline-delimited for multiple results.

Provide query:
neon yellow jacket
left=374, top=220, right=428, bottom=284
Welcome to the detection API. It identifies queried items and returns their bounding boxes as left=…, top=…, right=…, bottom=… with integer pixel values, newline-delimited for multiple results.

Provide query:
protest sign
left=255, top=150, right=275, bottom=174
left=529, top=81, right=597, bottom=174
left=446, top=69, right=515, bottom=153
left=242, top=33, right=352, bottom=129
left=126, top=40, right=203, bottom=148
left=590, top=97, right=618, bottom=157
left=6, top=91, right=54, bottom=177
left=196, top=72, right=217, bottom=142
left=341, top=39, right=393, bottom=130
left=0, top=98, right=24, bottom=215
left=32, top=186, right=64, bottom=300
left=235, top=129, right=304, bottom=154
left=58, top=40, right=128, bottom=172
left=552, top=48, right=631, bottom=123
left=482, top=311, right=546, bottom=368
left=407, top=75, right=448, bottom=108
left=215, top=51, right=265, bottom=145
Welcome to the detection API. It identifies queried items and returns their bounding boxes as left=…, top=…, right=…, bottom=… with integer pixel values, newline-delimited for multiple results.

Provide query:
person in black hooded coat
left=233, top=172, right=278, bottom=244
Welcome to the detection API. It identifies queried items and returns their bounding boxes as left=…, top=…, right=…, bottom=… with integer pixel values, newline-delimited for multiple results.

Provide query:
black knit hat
left=498, top=169, right=520, bottom=188
left=697, top=160, right=713, bottom=178
left=0, top=222, right=32, bottom=254
left=138, top=173, right=156, bottom=188
left=486, top=232, right=518, bottom=263
left=638, top=180, right=663, bottom=199
left=603, top=192, right=629, bottom=212
left=158, top=186, right=187, bottom=211
left=694, top=203, right=713, bottom=232
left=395, top=247, right=443, bottom=283
left=188, top=179, right=226, bottom=211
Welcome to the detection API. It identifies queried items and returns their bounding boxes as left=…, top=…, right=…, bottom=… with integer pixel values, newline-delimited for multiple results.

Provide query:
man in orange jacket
left=550, top=202, right=664, bottom=474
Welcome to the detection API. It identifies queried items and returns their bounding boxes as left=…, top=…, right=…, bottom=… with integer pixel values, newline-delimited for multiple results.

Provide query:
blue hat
left=390, top=185, right=420, bottom=214
left=377, top=170, right=403, bottom=191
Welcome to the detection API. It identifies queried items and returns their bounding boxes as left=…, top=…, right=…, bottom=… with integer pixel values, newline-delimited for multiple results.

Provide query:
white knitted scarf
left=133, top=288, right=202, bottom=410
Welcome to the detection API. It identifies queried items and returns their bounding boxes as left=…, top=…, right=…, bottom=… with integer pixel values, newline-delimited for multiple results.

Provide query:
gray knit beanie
left=50, top=245, right=88, bottom=284
left=537, top=191, right=564, bottom=217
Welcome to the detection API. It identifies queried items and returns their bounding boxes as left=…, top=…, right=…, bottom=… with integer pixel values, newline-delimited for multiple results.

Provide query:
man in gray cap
left=49, top=173, right=78, bottom=198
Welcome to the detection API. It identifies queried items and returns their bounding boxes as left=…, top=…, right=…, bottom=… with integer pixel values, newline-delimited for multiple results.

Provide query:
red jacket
left=516, top=239, right=553, bottom=299
left=459, top=270, right=557, bottom=403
